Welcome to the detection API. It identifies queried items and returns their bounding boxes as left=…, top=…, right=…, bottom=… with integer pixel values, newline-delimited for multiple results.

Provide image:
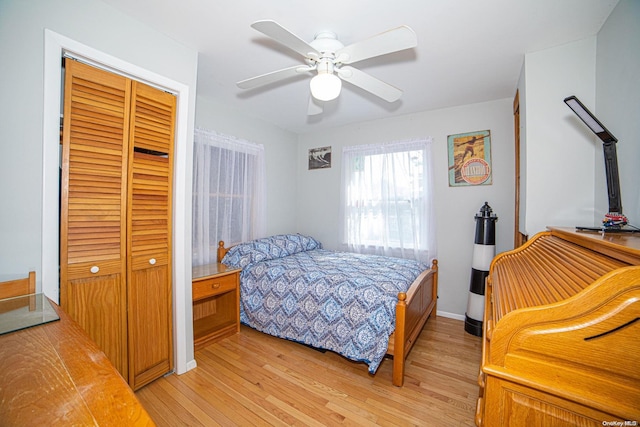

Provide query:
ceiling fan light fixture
left=239, top=20, right=418, bottom=108
left=310, top=72, right=341, bottom=101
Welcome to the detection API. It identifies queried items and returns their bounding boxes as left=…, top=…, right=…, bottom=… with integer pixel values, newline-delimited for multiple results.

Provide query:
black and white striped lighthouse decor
left=464, top=202, right=498, bottom=336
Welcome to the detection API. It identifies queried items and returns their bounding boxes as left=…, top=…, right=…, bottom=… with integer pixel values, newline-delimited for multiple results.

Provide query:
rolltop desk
left=476, top=227, right=640, bottom=426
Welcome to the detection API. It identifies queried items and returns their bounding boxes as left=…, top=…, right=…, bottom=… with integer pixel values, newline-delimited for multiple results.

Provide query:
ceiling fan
left=236, top=20, right=418, bottom=115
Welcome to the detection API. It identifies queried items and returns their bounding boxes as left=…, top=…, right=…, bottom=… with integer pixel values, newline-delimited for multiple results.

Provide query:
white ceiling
left=101, top=0, right=618, bottom=134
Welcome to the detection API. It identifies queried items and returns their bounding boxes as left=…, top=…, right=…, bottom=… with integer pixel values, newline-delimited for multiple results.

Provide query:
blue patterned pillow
left=221, top=234, right=322, bottom=269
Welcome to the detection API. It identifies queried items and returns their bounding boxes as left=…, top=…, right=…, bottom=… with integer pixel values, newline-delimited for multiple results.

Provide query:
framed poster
left=308, top=146, right=331, bottom=170
left=447, top=130, right=492, bottom=186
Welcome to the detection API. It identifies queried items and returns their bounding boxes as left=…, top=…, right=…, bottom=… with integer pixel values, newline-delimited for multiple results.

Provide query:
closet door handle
left=149, top=258, right=157, bottom=265
left=90, top=266, right=100, bottom=274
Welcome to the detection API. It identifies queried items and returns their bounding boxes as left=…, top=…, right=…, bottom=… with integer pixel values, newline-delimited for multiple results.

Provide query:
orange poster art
left=447, top=130, right=492, bottom=186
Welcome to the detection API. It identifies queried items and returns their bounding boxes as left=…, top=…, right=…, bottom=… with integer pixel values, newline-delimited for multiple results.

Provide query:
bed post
left=217, top=241, right=226, bottom=263
left=432, top=259, right=438, bottom=314
left=393, top=292, right=407, bottom=386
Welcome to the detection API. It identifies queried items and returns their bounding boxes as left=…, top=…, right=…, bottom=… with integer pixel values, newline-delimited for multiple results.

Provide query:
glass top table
left=0, top=293, right=60, bottom=336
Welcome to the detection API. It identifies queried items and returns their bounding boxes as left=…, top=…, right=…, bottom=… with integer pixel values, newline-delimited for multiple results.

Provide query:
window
left=192, top=128, right=266, bottom=266
left=340, top=138, right=436, bottom=263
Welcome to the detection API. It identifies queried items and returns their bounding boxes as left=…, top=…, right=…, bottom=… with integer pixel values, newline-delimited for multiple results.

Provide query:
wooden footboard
left=388, top=259, right=438, bottom=386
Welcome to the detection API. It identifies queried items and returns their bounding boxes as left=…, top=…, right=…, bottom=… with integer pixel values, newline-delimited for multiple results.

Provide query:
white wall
left=0, top=0, right=198, bottom=374
left=521, top=37, right=598, bottom=236
left=296, top=99, right=515, bottom=318
left=596, top=0, right=640, bottom=227
left=195, top=95, right=299, bottom=236
left=519, top=0, right=640, bottom=235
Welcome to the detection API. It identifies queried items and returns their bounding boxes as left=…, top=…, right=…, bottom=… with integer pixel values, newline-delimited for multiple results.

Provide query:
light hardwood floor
left=136, top=316, right=482, bottom=426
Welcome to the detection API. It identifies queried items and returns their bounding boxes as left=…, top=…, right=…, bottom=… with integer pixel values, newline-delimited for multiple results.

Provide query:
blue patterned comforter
left=221, top=234, right=427, bottom=373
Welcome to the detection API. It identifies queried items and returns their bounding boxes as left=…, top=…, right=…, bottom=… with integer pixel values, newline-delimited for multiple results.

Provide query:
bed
left=217, top=233, right=438, bottom=386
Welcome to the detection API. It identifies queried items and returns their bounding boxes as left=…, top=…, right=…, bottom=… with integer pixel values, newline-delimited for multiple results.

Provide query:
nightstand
left=192, top=263, right=241, bottom=352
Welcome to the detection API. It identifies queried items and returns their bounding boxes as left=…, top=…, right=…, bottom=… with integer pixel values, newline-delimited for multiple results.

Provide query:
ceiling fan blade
left=336, top=26, right=417, bottom=64
left=237, top=65, right=313, bottom=89
left=251, top=20, right=319, bottom=60
left=338, top=66, right=403, bottom=102
left=307, top=96, right=323, bottom=116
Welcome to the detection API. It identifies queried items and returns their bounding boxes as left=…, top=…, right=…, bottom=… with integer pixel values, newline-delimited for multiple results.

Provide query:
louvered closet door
left=60, top=60, right=130, bottom=377
left=127, top=81, right=175, bottom=390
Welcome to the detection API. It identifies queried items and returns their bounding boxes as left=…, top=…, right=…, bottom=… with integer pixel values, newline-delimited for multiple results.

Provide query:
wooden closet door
left=127, top=81, right=175, bottom=390
left=60, top=60, right=130, bottom=377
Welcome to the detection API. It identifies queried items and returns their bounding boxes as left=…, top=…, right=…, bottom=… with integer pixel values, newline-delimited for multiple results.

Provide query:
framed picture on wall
left=308, top=146, right=332, bottom=170
left=447, top=130, right=492, bottom=186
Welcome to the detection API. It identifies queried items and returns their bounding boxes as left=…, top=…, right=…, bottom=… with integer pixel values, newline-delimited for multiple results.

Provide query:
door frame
left=513, top=90, right=528, bottom=247
left=42, top=29, right=195, bottom=375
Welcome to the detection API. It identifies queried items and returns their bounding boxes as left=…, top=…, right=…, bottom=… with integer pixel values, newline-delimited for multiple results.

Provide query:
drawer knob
left=90, top=266, right=99, bottom=274
left=212, top=283, right=221, bottom=289
left=149, top=258, right=157, bottom=265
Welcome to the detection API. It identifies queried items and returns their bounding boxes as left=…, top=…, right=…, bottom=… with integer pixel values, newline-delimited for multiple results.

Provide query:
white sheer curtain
left=339, top=138, right=437, bottom=263
left=192, top=128, right=266, bottom=266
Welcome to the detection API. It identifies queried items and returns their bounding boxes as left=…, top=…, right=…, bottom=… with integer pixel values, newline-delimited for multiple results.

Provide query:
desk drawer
left=193, top=273, right=237, bottom=301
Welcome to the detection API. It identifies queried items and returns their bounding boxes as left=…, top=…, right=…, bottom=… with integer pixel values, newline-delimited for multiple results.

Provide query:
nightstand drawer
left=193, top=273, right=237, bottom=301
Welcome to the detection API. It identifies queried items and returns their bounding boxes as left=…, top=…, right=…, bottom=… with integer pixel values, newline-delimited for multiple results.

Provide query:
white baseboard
left=185, top=359, right=198, bottom=372
left=436, top=310, right=465, bottom=321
